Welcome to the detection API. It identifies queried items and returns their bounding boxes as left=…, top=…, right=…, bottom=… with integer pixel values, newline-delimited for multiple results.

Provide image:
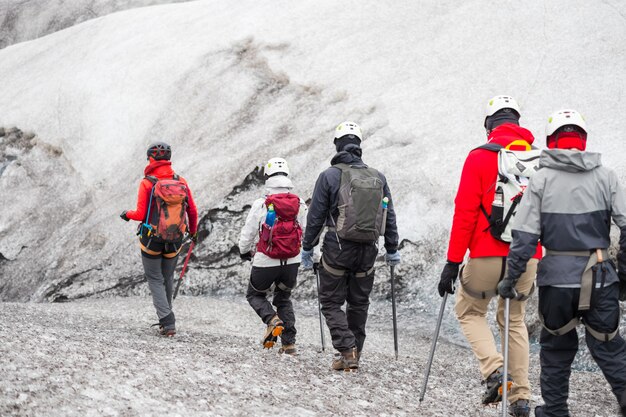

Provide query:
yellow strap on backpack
left=505, top=140, right=531, bottom=151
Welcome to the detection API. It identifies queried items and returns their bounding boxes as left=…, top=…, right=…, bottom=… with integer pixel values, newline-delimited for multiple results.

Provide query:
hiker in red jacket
left=120, top=142, right=198, bottom=337
left=438, top=96, right=541, bottom=416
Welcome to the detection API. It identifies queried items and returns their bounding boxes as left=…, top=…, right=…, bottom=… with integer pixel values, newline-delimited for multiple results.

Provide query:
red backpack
left=256, top=193, right=302, bottom=259
left=145, top=175, right=189, bottom=242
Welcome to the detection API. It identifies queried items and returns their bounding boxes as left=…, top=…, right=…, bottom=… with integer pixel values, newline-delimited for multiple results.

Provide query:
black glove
left=240, top=251, right=253, bottom=262
left=190, top=232, right=198, bottom=244
left=438, top=261, right=460, bottom=297
left=619, top=272, right=626, bottom=302
left=497, top=276, right=518, bottom=299
left=120, top=211, right=130, bottom=222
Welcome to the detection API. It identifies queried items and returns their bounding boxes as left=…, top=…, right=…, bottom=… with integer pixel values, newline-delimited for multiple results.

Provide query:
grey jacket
left=507, top=149, right=626, bottom=286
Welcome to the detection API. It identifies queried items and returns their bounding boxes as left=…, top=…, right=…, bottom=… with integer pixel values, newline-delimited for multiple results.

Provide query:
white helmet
left=546, top=109, right=587, bottom=136
left=334, top=121, right=362, bottom=141
left=485, top=95, right=520, bottom=126
left=264, top=157, right=290, bottom=177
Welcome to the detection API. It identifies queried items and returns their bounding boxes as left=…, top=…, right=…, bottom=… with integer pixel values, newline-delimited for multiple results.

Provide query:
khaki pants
left=454, top=256, right=538, bottom=403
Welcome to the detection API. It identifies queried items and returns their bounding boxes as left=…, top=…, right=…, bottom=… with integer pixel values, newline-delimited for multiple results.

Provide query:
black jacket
left=303, top=144, right=399, bottom=255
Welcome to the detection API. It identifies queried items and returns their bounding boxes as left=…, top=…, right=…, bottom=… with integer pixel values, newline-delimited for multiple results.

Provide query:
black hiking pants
left=318, top=237, right=377, bottom=353
left=246, top=263, right=298, bottom=345
left=539, top=284, right=626, bottom=417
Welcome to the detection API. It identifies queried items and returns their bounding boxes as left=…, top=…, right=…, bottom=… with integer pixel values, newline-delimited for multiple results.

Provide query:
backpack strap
left=145, top=175, right=158, bottom=184
left=475, top=142, right=504, bottom=152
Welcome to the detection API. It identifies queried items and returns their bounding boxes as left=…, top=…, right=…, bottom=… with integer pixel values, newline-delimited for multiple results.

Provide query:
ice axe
left=313, top=263, right=326, bottom=352
left=173, top=240, right=196, bottom=299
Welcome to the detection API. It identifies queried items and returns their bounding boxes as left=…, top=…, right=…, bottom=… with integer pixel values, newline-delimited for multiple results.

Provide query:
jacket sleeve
left=609, top=170, right=626, bottom=274
left=238, top=199, right=264, bottom=254
left=506, top=173, right=543, bottom=280
left=382, top=176, right=399, bottom=253
left=302, top=172, right=331, bottom=251
left=446, top=151, right=485, bottom=263
left=125, top=179, right=152, bottom=222
left=298, top=198, right=308, bottom=230
left=184, top=179, right=198, bottom=235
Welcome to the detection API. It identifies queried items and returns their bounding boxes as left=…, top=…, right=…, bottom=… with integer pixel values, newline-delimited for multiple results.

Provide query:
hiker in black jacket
left=301, top=121, right=400, bottom=371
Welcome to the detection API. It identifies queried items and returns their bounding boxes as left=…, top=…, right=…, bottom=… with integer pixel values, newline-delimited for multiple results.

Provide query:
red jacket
left=446, top=123, right=542, bottom=263
left=126, top=160, right=198, bottom=234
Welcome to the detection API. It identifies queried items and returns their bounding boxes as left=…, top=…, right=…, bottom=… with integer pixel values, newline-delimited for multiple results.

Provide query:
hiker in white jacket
left=238, top=158, right=307, bottom=355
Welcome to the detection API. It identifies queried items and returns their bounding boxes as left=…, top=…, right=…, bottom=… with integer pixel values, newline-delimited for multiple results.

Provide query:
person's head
left=146, top=141, right=171, bottom=161
left=264, top=157, right=290, bottom=179
left=545, top=109, right=587, bottom=151
left=484, top=95, right=521, bottom=134
left=333, top=121, right=362, bottom=152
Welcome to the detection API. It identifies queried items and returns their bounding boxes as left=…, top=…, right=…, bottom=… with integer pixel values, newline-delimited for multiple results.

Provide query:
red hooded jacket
left=126, top=160, right=198, bottom=234
left=446, top=123, right=542, bottom=263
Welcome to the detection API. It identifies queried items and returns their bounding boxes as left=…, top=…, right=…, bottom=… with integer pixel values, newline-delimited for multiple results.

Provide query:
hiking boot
left=278, top=344, right=297, bottom=355
left=262, top=315, right=284, bottom=349
left=151, top=323, right=176, bottom=337
left=331, top=347, right=359, bottom=372
left=481, top=366, right=513, bottom=405
left=534, top=405, right=545, bottom=417
left=509, top=399, right=530, bottom=417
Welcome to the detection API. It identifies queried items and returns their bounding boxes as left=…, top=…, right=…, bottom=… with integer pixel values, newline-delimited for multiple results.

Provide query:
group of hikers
left=120, top=96, right=626, bottom=417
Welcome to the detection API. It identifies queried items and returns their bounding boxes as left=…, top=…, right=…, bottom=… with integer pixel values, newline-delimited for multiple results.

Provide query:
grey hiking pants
left=539, top=284, right=626, bottom=416
left=246, top=264, right=298, bottom=345
left=142, top=254, right=178, bottom=328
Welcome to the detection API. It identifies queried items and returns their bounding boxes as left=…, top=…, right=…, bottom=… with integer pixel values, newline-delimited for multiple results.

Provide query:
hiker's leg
left=273, top=263, right=299, bottom=345
left=497, top=258, right=537, bottom=403
left=455, top=256, right=504, bottom=379
left=142, top=254, right=174, bottom=325
left=583, top=283, right=626, bottom=402
left=318, top=262, right=353, bottom=351
left=538, top=286, right=578, bottom=417
left=246, top=266, right=280, bottom=324
left=162, top=252, right=179, bottom=309
left=346, top=269, right=375, bottom=353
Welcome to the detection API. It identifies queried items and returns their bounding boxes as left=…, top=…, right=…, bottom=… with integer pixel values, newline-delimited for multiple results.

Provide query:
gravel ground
left=0, top=296, right=622, bottom=416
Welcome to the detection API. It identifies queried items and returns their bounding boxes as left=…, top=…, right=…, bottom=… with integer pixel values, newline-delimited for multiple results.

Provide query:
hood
left=144, top=160, right=174, bottom=177
left=264, top=175, right=294, bottom=195
left=330, top=144, right=365, bottom=166
left=539, top=149, right=602, bottom=173
left=487, top=123, right=535, bottom=149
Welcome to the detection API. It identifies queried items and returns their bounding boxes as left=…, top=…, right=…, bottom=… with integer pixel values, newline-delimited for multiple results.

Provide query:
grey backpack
left=334, top=163, right=385, bottom=243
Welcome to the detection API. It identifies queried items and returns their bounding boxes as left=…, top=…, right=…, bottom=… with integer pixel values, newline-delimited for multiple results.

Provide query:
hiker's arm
left=506, top=174, right=543, bottom=280
left=185, top=182, right=198, bottom=235
left=238, top=199, right=263, bottom=254
left=609, top=170, right=626, bottom=275
left=446, top=152, right=484, bottom=263
left=303, top=173, right=330, bottom=250
left=125, top=179, right=151, bottom=221
left=382, top=176, right=399, bottom=253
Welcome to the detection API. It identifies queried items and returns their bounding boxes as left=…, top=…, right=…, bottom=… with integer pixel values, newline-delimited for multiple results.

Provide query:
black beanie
left=485, top=108, right=520, bottom=132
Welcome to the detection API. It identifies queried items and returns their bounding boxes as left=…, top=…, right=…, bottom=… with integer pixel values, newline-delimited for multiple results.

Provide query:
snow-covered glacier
left=0, top=0, right=625, bottom=302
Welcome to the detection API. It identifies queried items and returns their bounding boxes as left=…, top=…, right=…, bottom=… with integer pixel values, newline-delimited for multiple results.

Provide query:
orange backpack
left=144, top=175, right=189, bottom=242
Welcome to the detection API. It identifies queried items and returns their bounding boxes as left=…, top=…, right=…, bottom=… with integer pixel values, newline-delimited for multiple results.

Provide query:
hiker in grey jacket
left=497, top=110, right=626, bottom=417
left=301, top=121, right=400, bottom=371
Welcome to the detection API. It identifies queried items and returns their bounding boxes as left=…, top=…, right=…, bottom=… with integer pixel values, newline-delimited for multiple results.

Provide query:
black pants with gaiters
left=246, top=263, right=299, bottom=345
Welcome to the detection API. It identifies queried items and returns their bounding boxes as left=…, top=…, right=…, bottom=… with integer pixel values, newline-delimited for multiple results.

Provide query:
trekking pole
left=313, top=263, right=326, bottom=352
left=173, top=241, right=196, bottom=299
left=501, top=297, right=511, bottom=416
left=419, top=292, right=448, bottom=402
left=390, top=265, right=399, bottom=360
